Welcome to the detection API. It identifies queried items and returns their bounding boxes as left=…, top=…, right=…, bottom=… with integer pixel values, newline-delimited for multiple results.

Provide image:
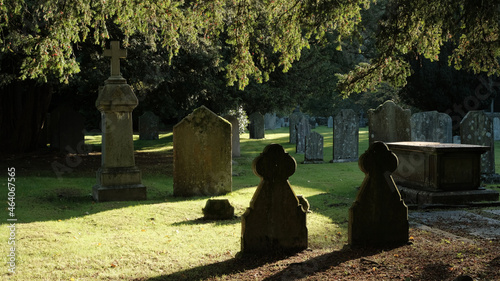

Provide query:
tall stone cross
left=103, top=41, right=127, bottom=77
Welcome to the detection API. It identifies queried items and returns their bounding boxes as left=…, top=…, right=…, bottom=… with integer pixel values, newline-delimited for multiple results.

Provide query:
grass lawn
left=1, top=126, right=499, bottom=280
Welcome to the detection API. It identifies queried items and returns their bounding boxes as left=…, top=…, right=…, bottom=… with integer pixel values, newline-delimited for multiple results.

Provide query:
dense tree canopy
left=3, top=0, right=500, bottom=153
left=0, top=0, right=370, bottom=89
left=337, top=0, right=500, bottom=95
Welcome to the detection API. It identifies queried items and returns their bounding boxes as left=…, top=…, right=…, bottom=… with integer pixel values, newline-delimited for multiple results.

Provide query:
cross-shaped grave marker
left=103, top=41, right=127, bottom=77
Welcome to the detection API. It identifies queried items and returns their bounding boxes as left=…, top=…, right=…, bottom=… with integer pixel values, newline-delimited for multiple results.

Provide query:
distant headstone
left=460, top=111, right=495, bottom=174
left=453, top=135, right=461, bottom=144
left=359, top=116, right=367, bottom=127
left=249, top=112, right=265, bottom=139
left=332, top=109, right=359, bottom=163
left=275, top=117, right=283, bottom=129
left=241, top=144, right=308, bottom=254
left=494, top=116, right=500, bottom=141
left=327, top=116, right=333, bottom=128
left=223, top=115, right=240, bottom=158
left=486, top=113, right=500, bottom=141
left=50, top=106, right=85, bottom=153
left=264, top=113, right=277, bottom=130
left=303, top=132, right=324, bottom=164
left=173, top=106, right=232, bottom=196
left=283, top=117, right=289, bottom=127
left=359, top=110, right=367, bottom=127
left=349, top=142, right=409, bottom=247
left=411, top=111, right=452, bottom=143
left=309, top=117, right=317, bottom=128
left=289, top=111, right=302, bottom=143
left=368, top=100, right=411, bottom=145
left=295, top=116, right=311, bottom=154
left=316, top=117, right=327, bottom=126
left=203, top=199, right=234, bottom=220
left=93, top=41, right=146, bottom=202
left=139, top=111, right=159, bottom=140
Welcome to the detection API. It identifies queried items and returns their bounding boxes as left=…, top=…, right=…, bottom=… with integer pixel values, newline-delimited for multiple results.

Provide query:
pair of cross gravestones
left=241, top=140, right=409, bottom=254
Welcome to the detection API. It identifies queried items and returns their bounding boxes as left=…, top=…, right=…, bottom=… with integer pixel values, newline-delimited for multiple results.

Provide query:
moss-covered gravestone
left=368, top=100, right=411, bottom=145
left=349, top=141, right=409, bottom=247
left=241, top=144, right=308, bottom=254
left=173, top=106, right=232, bottom=196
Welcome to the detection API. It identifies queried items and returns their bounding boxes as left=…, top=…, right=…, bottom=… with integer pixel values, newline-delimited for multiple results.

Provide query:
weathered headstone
left=460, top=111, right=495, bottom=174
left=223, top=115, right=240, bottom=158
left=289, top=111, right=303, bottom=143
left=316, top=117, right=327, bottom=126
left=327, top=116, right=333, bottom=128
left=203, top=199, right=234, bottom=220
left=359, top=110, right=367, bottom=127
left=494, top=116, right=500, bottom=141
left=411, top=111, right=452, bottom=143
left=241, top=144, right=308, bottom=254
left=139, top=111, right=159, bottom=140
left=275, top=117, right=283, bottom=129
left=50, top=106, right=85, bottom=153
left=283, top=117, right=289, bottom=127
left=264, top=113, right=277, bottom=130
left=173, top=106, right=232, bottom=196
left=486, top=112, right=500, bottom=141
left=332, top=109, right=359, bottom=163
left=349, top=142, right=409, bottom=247
left=249, top=112, right=265, bottom=139
left=93, top=41, right=146, bottom=202
left=368, top=100, right=411, bottom=145
left=303, top=131, right=324, bottom=164
left=295, top=116, right=311, bottom=154
left=453, top=135, right=461, bottom=144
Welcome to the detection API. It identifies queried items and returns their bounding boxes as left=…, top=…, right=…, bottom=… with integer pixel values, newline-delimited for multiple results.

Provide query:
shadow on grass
left=144, top=247, right=384, bottom=281
left=14, top=185, right=229, bottom=224
left=133, top=133, right=173, bottom=151
left=171, top=216, right=241, bottom=226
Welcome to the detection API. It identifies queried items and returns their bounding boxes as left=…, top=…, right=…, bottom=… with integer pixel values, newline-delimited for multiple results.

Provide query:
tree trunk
left=0, top=81, right=53, bottom=155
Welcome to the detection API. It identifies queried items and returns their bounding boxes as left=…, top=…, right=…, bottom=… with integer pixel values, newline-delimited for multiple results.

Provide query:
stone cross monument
left=92, top=41, right=146, bottom=202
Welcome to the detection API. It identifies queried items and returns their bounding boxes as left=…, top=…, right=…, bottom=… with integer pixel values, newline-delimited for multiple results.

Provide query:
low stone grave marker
left=139, top=111, right=159, bottom=140
left=249, top=112, right=265, bottom=139
left=223, top=115, right=240, bottom=158
left=50, top=106, right=85, bottom=153
left=303, top=131, right=324, bottom=164
left=411, top=111, right=452, bottom=143
left=460, top=111, right=495, bottom=175
left=203, top=199, right=235, bottom=220
left=332, top=109, right=358, bottom=163
left=295, top=116, right=311, bottom=154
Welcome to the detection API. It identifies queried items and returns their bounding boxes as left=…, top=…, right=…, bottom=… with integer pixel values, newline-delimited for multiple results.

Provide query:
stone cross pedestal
left=349, top=142, right=408, bottom=247
left=93, top=41, right=146, bottom=202
left=241, top=144, right=308, bottom=254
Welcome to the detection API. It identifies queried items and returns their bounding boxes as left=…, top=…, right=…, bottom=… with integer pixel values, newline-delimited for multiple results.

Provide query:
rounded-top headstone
left=253, top=143, right=296, bottom=181
left=359, top=141, right=398, bottom=175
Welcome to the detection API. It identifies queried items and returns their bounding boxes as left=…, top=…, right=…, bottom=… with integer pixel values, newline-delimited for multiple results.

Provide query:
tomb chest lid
left=386, top=141, right=489, bottom=154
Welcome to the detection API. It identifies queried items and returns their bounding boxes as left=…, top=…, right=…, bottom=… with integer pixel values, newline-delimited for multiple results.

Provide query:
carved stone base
left=93, top=167, right=146, bottom=202
left=399, top=186, right=499, bottom=205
